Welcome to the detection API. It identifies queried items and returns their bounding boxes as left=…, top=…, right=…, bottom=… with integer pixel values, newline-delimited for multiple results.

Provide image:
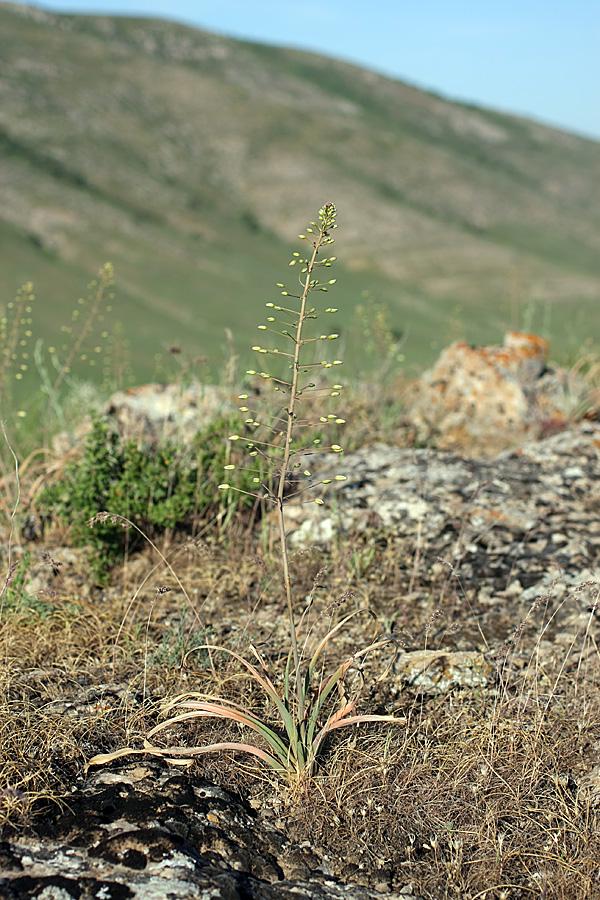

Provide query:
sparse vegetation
left=1, top=165, right=600, bottom=898
left=0, top=5, right=600, bottom=898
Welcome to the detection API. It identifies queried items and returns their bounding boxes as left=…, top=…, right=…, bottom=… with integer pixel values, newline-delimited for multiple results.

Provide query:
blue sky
left=30, top=0, right=600, bottom=140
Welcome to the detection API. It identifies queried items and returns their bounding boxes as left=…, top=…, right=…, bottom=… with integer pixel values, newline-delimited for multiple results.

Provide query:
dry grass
left=1, top=523, right=600, bottom=898
left=294, top=698, right=600, bottom=899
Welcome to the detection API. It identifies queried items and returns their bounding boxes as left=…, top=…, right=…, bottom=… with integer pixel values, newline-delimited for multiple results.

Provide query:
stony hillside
left=1, top=1, right=600, bottom=374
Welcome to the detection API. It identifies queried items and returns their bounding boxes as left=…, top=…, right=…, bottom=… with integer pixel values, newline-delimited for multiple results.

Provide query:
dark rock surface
left=1, top=765, right=419, bottom=899
left=291, top=422, right=600, bottom=629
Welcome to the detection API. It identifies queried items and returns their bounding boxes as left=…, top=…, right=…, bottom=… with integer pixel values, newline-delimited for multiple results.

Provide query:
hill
left=1, top=1, right=600, bottom=378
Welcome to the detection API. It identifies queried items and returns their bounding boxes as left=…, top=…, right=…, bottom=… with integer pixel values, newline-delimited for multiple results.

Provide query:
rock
left=289, top=422, right=600, bottom=635
left=393, top=649, right=491, bottom=694
left=52, top=381, right=237, bottom=453
left=22, top=547, right=87, bottom=596
left=0, top=765, right=421, bottom=900
left=408, top=331, right=590, bottom=456
left=105, top=381, right=236, bottom=444
left=51, top=419, right=94, bottom=458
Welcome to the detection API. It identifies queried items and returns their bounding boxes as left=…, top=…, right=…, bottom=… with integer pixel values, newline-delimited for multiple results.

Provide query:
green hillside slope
left=1, top=1, right=599, bottom=378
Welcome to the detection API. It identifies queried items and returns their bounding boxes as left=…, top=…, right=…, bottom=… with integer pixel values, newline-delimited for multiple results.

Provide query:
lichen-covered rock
left=0, top=765, right=421, bottom=900
left=289, top=422, right=600, bottom=625
left=105, top=382, right=236, bottom=443
left=393, top=650, right=491, bottom=694
left=52, top=381, right=237, bottom=454
left=408, top=331, right=589, bottom=456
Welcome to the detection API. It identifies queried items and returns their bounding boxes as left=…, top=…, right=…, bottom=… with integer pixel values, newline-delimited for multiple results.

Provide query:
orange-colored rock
left=409, top=332, right=582, bottom=456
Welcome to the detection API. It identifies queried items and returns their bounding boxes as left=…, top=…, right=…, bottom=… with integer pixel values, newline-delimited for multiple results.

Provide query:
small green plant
left=350, top=544, right=377, bottom=580
left=350, top=291, right=405, bottom=376
left=0, top=265, right=116, bottom=456
left=42, top=262, right=116, bottom=434
left=149, top=606, right=215, bottom=668
left=89, top=203, right=402, bottom=785
left=38, top=414, right=256, bottom=582
left=0, top=552, right=58, bottom=619
left=0, top=552, right=32, bottom=612
left=0, top=281, right=35, bottom=410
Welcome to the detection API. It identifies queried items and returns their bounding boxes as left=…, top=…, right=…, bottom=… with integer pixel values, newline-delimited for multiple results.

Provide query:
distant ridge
left=1, top=1, right=599, bottom=373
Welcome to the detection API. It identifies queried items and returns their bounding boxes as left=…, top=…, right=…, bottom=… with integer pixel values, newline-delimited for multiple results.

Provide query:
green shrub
left=38, top=414, right=258, bottom=582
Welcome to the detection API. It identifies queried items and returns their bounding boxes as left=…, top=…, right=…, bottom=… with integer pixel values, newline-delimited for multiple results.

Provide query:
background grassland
left=1, top=0, right=600, bottom=380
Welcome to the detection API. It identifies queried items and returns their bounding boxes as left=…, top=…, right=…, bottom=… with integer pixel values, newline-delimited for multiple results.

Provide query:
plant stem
left=276, top=227, right=328, bottom=737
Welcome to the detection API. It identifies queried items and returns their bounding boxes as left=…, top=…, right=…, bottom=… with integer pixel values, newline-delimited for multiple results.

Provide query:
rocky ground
left=2, top=763, right=419, bottom=900
left=3, top=411, right=600, bottom=898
